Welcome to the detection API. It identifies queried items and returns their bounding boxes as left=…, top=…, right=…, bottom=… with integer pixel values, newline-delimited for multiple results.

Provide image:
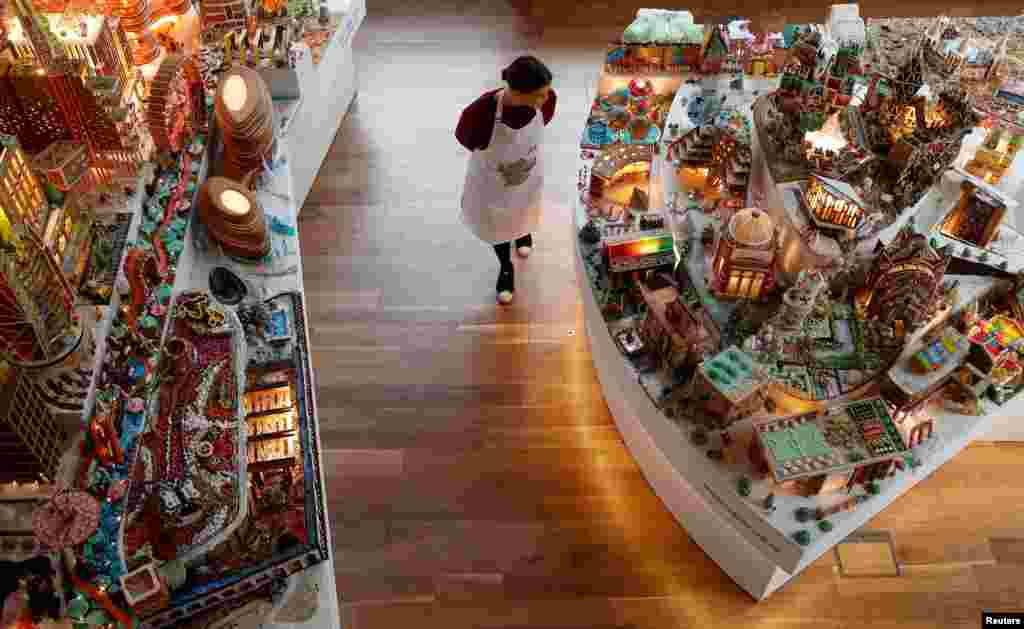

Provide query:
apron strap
left=495, top=89, right=505, bottom=124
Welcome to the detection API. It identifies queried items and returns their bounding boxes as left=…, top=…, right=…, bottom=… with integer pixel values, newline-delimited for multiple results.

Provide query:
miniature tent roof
left=728, top=208, right=774, bottom=247
left=591, top=144, right=652, bottom=179
left=812, top=173, right=867, bottom=209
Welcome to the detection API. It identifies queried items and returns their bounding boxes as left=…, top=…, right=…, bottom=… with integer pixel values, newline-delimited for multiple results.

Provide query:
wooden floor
left=298, top=3, right=1024, bottom=627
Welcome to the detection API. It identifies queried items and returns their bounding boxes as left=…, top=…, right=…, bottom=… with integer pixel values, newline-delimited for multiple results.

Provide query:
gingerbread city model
left=576, top=4, right=1024, bottom=597
left=0, top=0, right=346, bottom=625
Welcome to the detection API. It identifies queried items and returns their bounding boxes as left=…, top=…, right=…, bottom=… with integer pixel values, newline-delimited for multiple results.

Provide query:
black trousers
left=493, top=234, right=532, bottom=267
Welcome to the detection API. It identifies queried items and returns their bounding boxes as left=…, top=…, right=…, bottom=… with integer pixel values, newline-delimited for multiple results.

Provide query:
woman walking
left=456, top=56, right=556, bottom=304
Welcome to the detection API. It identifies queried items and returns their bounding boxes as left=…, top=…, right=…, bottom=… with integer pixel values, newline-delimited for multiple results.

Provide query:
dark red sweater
left=456, top=88, right=557, bottom=151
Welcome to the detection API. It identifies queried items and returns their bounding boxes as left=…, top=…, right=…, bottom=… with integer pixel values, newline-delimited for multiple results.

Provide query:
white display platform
left=63, top=76, right=350, bottom=629
left=175, top=145, right=341, bottom=629
left=574, top=217, right=1024, bottom=598
left=286, top=0, right=365, bottom=212
left=574, top=76, right=1024, bottom=595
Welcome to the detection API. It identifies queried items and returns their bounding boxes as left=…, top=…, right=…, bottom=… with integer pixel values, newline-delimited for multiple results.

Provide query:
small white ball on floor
left=517, top=246, right=532, bottom=258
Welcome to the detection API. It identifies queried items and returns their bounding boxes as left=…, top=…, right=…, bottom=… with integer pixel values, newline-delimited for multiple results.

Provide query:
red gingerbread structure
left=859, top=224, right=951, bottom=333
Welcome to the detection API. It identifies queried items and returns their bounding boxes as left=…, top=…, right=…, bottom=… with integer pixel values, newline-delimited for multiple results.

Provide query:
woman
left=457, top=56, right=556, bottom=304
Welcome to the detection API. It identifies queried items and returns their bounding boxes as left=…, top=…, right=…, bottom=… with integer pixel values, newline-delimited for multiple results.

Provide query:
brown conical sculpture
left=198, top=176, right=270, bottom=260
left=215, top=66, right=276, bottom=182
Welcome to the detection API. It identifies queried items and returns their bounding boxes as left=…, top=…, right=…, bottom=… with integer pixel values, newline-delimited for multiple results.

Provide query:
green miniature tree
left=737, top=477, right=752, bottom=497
left=866, top=481, right=881, bottom=495
left=793, top=530, right=811, bottom=546
left=795, top=506, right=814, bottom=523
left=817, top=519, right=833, bottom=532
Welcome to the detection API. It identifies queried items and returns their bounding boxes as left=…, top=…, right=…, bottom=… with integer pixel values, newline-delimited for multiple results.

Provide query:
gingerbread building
left=748, top=398, right=907, bottom=496
left=801, top=174, right=868, bottom=241
left=683, top=346, right=767, bottom=429
left=200, top=0, right=249, bottom=44
left=859, top=225, right=951, bottom=333
left=639, top=279, right=719, bottom=374
left=939, top=181, right=1008, bottom=249
left=710, top=208, right=778, bottom=300
left=588, top=144, right=652, bottom=213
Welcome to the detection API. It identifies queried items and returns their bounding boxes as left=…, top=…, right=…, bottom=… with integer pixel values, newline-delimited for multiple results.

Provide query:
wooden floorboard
left=301, top=3, right=1024, bottom=626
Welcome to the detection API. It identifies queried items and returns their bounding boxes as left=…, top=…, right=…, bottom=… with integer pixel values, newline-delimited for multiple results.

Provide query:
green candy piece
left=160, top=559, right=188, bottom=590
left=67, top=595, right=91, bottom=620
left=86, top=609, right=111, bottom=625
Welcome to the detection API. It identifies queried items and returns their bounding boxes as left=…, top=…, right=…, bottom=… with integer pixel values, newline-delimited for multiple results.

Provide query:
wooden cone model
left=198, top=176, right=270, bottom=260
left=215, top=66, right=276, bottom=182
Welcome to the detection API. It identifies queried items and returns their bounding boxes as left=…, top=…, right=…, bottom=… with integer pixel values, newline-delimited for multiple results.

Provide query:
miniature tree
left=866, top=481, right=881, bottom=495
left=737, top=477, right=752, bottom=497
left=795, top=506, right=814, bottom=523
left=818, top=519, right=834, bottom=532
left=793, top=530, right=811, bottom=546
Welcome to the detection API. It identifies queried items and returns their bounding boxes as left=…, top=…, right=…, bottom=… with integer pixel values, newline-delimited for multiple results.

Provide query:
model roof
left=755, top=398, right=909, bottom=483
left=591, top=144, right=653, bottom=179
left=728, top=208, right=774, bottom=247
left=700, top=346, right=765, bottom=402
left=812, top=173, right=868, bottom=209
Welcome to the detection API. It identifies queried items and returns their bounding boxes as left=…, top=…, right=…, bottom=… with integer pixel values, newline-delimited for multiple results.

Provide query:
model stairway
left=0, top=278, right=39, bottom=362
left=670, top=125, right=718, bottom=167
left=725, top=146, right=751, bottom=195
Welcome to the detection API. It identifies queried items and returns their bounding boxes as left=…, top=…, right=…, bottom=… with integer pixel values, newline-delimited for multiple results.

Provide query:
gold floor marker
left=835, top=530, right=901, bottom=578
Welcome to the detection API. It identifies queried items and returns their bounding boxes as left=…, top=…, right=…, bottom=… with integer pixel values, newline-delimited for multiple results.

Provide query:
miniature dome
left=729, top=208, right=775, bottom=247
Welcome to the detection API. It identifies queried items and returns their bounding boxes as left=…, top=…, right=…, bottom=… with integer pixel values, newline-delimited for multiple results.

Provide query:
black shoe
left=497, top=266, right=514, bottom=304
left=515, top=233, right=533, bottom=258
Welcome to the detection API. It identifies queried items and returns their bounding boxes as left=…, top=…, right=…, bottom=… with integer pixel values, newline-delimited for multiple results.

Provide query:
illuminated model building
left=964, top=125, right=1022, bottom=184
left=588, top=144, right=652, bottom=212
left=106, top=0, right=162, bottom=66
left=859, top=225, right=951, bottom=334
left=670, top=124, right=716, bottom=168
left=710, top=208, right=777, bottom=300
left=200, top=0, right=249, bottom=44
left=719, top=132, right=751, bottom=203
left=939, top=181, right=1008, bottom=249
left=748, top=398, right=907, bottom=497
left=669, top=124, right=751, bottom=208
left=801, top=174, right=867, bottom=241
left=0, top=367, right=68, bottom=484
left=1, top=0, right=152, bottom=189
left=0, top=136, right=80, bottom=366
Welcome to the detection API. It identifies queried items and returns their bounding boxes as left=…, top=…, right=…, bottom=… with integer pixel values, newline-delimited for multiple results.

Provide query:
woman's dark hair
left=501, top=56, right=552, bottom=93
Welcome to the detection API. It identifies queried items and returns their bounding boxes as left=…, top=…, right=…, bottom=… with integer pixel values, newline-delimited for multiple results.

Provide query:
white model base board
left=574, top=233, right=793, bottom=600
left=288, top=0, right=365, bottom=211
left=572, top=222, right=1024, bottom=599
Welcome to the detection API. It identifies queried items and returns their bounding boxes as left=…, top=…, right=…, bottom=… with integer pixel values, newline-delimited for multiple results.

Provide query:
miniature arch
left=590, top=145, right=653, bottom=180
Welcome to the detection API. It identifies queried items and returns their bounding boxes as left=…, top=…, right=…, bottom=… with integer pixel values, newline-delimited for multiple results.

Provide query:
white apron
left=461, top=89, right=545, bottom=244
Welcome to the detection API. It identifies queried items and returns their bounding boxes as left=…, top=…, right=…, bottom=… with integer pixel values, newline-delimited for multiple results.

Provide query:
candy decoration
left=33, top=490, right=101, bottom=549
left=68, top=572, right=132, bottom=627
